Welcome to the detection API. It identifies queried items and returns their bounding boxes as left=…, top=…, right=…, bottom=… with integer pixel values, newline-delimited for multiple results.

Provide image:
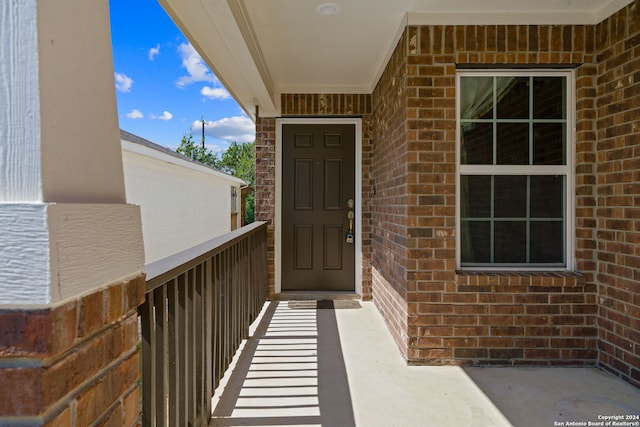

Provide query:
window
left=456, top=70, right=573, bottom=270
left=231, top=187, right=238, bottom=214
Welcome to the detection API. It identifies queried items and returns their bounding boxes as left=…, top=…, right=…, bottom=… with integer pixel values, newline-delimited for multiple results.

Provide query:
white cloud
left=114, top=72, right=133, bottom=92
left=176, top=42, right=217, bottom=88
left=151, top=111, right=173, bottom=121
left=126, top=109, right=143, bottom=119
left=148, top=44, right=160, bottom=61
left=192, top=115, right=255, bottom=144
left=201, top=86, right=231, bottom=100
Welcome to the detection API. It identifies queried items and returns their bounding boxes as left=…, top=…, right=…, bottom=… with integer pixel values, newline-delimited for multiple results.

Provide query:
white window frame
left=455, top=69, right=575, bottom=271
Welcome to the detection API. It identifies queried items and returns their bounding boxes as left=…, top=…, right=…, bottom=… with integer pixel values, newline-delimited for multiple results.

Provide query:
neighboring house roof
left=120, top=129, right=246, bottom=186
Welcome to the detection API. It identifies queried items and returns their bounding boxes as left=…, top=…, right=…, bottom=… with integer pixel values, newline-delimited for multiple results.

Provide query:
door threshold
left=276, top=291, right=360, bottom=301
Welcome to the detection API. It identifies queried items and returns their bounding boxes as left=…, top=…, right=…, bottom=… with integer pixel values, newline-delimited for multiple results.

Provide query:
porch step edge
left=275, top=291, right=360, bottom=301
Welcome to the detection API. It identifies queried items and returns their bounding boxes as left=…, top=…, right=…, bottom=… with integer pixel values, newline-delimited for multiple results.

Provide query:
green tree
left=218, top=141, right=254, bottom=183
left=176, top=134, right=219, bottom=168
left=219, top=141, right=255, bottom=224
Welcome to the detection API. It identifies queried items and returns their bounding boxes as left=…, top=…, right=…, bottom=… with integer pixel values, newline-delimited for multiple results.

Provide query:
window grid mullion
left=490, top=175, right=495, bottom=264
left=526, top=176, right=531, bottom=263
left=563, top=176, right=568, bottom=264
left=527, top=77, right=533, bottom=263
left=491, top=77, right=497, bottom=263
left=529, top=76, right=534, bottom=166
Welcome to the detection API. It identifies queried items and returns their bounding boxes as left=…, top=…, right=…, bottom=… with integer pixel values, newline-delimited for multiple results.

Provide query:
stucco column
left=0, top=0, right=145, bottom=424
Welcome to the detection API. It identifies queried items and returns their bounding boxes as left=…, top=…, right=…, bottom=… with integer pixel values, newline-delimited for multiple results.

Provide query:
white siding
left=121, top=138, right=244, bottom=265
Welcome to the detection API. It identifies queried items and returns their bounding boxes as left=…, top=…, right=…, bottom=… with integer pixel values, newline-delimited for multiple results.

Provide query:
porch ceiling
left=159, top=0, right=632, bottom=118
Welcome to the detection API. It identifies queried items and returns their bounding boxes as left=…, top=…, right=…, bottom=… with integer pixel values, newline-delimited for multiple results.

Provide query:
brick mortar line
left=88, top=381, right=139, bottom=427
left=599, top=319, right=639, bottom=336
left=0, top=310, right=138, bottom=369
left=38, top=345, right=138, bottom=426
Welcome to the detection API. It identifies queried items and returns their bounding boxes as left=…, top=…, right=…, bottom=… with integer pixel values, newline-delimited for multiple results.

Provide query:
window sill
left=455, top=270, right=587, bottom=291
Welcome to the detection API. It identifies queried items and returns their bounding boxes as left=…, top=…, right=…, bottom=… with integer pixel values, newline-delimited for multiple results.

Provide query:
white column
left=0, top=0, right=144, bottom=305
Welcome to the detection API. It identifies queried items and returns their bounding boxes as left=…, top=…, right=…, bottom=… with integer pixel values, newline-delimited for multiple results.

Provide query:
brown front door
left=282, top=123, right=355, bottom=291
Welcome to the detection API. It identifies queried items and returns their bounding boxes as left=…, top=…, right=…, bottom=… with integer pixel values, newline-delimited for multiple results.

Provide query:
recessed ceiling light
left=315, top=3, right=341, bottom=15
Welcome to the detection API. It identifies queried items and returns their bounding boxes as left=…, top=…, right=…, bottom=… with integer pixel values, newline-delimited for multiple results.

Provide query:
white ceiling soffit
left=159, top=0, right=633, bottom=118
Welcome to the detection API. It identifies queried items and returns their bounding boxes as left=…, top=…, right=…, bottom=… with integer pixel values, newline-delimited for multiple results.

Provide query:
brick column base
left=0, top=275, right=146, bottom=426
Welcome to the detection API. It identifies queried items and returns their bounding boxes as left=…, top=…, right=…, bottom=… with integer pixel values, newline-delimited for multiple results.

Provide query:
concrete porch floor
left=210, top=300, right=640, bottom=427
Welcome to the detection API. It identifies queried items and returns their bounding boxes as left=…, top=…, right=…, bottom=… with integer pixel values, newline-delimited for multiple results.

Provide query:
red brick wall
left=370, top=32, right=411, bottom=358
left=371, top=23, right=603, bottom=365
left=255, top=95, right=374, bottom=299
left=253, top=1, right=639, bottom=381
left=0, top=275, right=145, bottom=425
left=594, top=0, right=640, bottom=386
left=255, top=117, right=277, bottom=299
left=575, top=60, right=599, bottom=286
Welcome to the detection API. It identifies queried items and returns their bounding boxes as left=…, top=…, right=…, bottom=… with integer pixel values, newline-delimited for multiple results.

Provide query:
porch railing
left=139, top=221, right=268, bottom=426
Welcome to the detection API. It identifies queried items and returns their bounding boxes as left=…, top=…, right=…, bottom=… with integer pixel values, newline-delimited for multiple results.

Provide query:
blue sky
left=109, top=0, right=255, bottom=152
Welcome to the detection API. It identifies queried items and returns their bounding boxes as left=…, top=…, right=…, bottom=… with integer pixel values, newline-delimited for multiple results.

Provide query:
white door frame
left=275, top=118, right=363, bottom=296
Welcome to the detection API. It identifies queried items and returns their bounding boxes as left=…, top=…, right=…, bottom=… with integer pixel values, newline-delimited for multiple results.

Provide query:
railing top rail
left=144, top=221, right=268, bottom=293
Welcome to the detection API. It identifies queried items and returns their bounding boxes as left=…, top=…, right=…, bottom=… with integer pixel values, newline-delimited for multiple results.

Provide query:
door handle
left=345, top=210, right=354, bottom=244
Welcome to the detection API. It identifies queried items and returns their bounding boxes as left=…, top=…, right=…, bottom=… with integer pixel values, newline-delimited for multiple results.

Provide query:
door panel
left=293, top=224, right=313, bottom=270
left=323, top=225, right=343, bottom=270
left=294, top=159, right=313, bottom=210
left=282, top=123, right=355, bottom=291
left=324, top=159, right=343, bottom=210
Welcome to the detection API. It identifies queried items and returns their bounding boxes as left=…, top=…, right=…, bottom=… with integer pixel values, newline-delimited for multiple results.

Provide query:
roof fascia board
left=159, top=0, right=277, bottom=118
left=226, top=0, right=274, bottom=98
